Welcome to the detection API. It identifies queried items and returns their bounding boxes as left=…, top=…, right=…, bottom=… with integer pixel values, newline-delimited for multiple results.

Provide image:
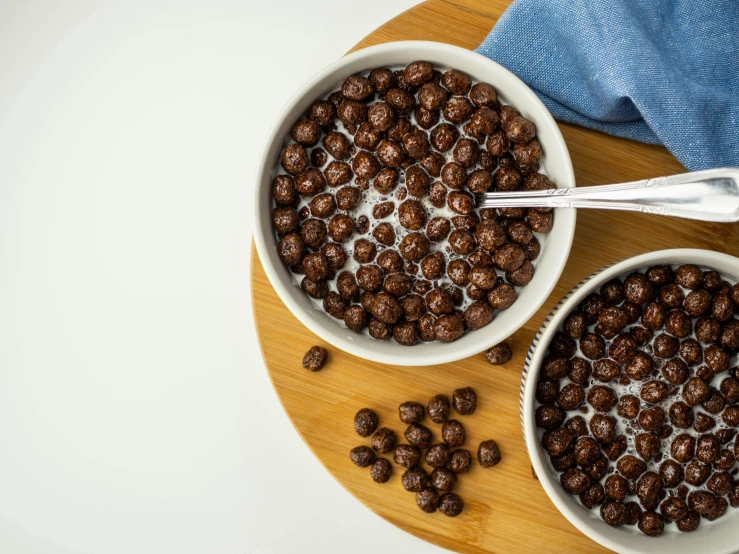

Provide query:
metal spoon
left=474, top=167, right=739, bottom=223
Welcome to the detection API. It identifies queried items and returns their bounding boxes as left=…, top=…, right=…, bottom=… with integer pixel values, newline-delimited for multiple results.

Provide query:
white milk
left=271, top=66, right=551, bottom=335
left=536, top=266, right=739, bottom=528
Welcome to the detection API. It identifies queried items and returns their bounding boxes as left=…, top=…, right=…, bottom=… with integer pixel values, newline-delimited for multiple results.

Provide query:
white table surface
left=0, top=1, right=460, bottom=553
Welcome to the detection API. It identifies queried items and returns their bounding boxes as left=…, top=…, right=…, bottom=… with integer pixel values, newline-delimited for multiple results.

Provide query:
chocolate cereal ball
left=416, top=489, right=439, bottom=513
left=669, top=401, right=695, bottom=428
left=393, top=444, right=421, bottom=468
left=402, top=131, right=430, bottom=160
left=441, top=70, right=471, bottom=95
left=558, top=384, right=585, bottom=411
left=425, top=443, right=451, bottom=468
left=281, top=143, right=309, bottom=175
left=418, top=82, right=447, bottom=110
left=664, top=310, right=692, bottom=338
left=399, top=232, right=430, bottom=262
left=467, top=82, right=497, bottom=107
left=401, top=467, right=428, bottom=492
left=478, top=439, right=502, bottom=468
left=354, top=408, right=379, bottom=437
left=273, top=206, right=299, bottom=235
left=590, top=414, right=617, bottom=444
left=278, top=233, right=304, bottom=266
left=674, top=264, right=703, bottom=289
left=559, top=468, right=590, bottom=495
left=420, top=152, right=445, bottom=177
left=343, top=304, right=368, bottom=332
left=635, top=432, right=661, bottom=461
left=721, top=377, right=739, bottom=403
left=307, top=100, right=335, bottom=128
left=325, top=161, right=353, bottom=188
left=659, top=283, right=685, bottom=309
left=587, top=385, right=618, bottom=412
left=405, top=423, right=433, bottom=449
left=370, top=458, right=392, bottom=483
left=617, top=394, right=640, bottom=419
left=302, top=346, right=327, bottom=371
left=376, top=139, right=404, bottom=168
left=638, top=407, right=665, bottom=432
left=290, top=118, right=321, bottom=147
left=442, top=420, right=466, bottom=447
left=485, top=342, right=513, bottom=365
left=321, top=243, right=347, bottom=272
left=582, top=335, right=607, bottom=361
left=572, top=436, right=600, bottom=467
left=434, top=312, right=465, bottom=343
left=542, top=427, right=574, bottom=457
left=464, top=301, right=495, bottom=330
left=659, top=459, right=685, bottom=489
left=272, top=175, right=298, bottom=206
left=368, top=318, right=391, bottom=340
left=506, top=259, right=535, bottom=286
left=398, top=401, right=425, bottom=424
left=398, top=199, right=426, bottom=231
left=350, top=445, right=375, bottom=468
left=580, top=483, right=606, bottom=510
left=424, top=218, right=451, bottom=244
left=453, top=138, right=480, bottom=168
left=428, top=395, right=451, bottom=424
left=401, top=295, right=427, bottom=322
left=504, top=115, right=536, bottom=144
left=638, top=511, right=664, bottom=537
left=683, top=377, right=710, bottom=406
left=604, top=474, right=629, bottom=502
left=431, top=123, right=460, bottom=152
left=336, top=272, right=359, bottom=302
left=600, top=502, right=627, bottom=527
left=453, top=387, right=477, bottom=415
left=438, top=492, right=464, bottom=517
left=617, top=455, right=647, bottom=479
left=430, top=467, right=457, bottom=491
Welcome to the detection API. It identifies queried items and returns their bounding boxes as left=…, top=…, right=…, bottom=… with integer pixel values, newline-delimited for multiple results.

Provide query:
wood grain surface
left=251, top=1, right=739, bottom=552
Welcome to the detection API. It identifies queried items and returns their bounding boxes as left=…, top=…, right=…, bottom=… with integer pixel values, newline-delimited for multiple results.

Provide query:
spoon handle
left=475, top=167, right=739, bottom=223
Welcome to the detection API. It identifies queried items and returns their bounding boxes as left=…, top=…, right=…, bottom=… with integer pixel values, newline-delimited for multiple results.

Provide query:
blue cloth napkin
left=475, top=0, right=739, bottom=170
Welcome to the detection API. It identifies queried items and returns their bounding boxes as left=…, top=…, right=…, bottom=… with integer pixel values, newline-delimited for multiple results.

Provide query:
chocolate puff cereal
left=272, top=62, right=556, bottom=344
left=535, top=264, right=739, bottom=535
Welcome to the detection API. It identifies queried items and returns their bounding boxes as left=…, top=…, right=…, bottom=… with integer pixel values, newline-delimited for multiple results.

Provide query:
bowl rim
left=253, top=40, right=576, bottom=366
left=522, top=248, right=739, bottom=554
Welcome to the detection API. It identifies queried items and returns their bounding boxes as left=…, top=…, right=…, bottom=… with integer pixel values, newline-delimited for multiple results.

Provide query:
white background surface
left=0, top=1, right=470, bottom=553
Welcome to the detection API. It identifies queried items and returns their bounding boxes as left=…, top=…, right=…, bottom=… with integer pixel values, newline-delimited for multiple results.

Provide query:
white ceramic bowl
left=522, top=248, right=739, bottom=554
left=254, top=41, right=576, bottom=366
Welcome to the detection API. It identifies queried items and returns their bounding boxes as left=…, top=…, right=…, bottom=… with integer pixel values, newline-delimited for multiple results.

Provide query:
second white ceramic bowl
left=522, top=248, right=739, bottom=554
left=253, top=41, right=576, bottom=366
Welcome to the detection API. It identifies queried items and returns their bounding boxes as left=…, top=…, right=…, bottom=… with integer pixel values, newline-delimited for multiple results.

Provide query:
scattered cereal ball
left=370, top=458, right=392, bottom=483
left=302, top=346, right=327, bottom=371
left=478, top=439, right=501, bottom=468
left=350, top=446, right=375, bottom=468
left=485, top=342, right=513, bottom=365
left=442, top=419, right=466, bottom=447
left=405, top=423, right=433, bottom=449
left=401, top=467, right=428, bottom=492
left=439, top=492, right=464, bottom=517
left=428, top=394, right=451, bottom=424
left=354, top=408, right=379, bottom=437
left=452, top=387, right=477, bottom=415
left=393, top=444, right=421, bottom=468
left=416, top=488, right=439, bottom=513
left=450, top=449, right=473, bottom=474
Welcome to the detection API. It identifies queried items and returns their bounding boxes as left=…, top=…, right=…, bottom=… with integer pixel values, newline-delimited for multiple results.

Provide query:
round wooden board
left=252, top=1, right=739, bottom=552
